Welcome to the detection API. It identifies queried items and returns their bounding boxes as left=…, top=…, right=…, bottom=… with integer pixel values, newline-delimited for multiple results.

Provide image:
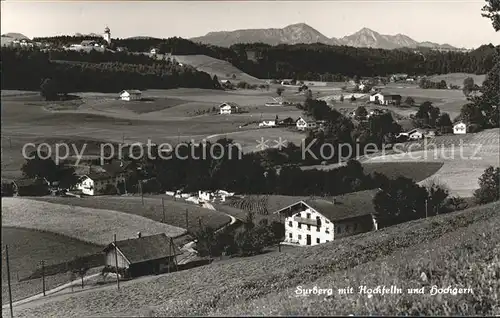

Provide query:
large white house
left=119, top=90, right=142, bottom=101
left=296, top=117, right=317, bottom=131
left=219, top=102, right=240, bottom=114
left=76, top=161, right=133, bottom=195
left=274, top=190, right=378, bottom=246
left=453, top=122, right=467, bottom=134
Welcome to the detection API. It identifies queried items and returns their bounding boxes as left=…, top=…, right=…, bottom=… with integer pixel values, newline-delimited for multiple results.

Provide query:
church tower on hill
left=103, top=26, right=111, bottom=44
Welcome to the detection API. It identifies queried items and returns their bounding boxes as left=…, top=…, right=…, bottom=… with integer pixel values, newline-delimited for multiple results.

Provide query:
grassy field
left=1, top=227, right=102, bottom=304
left=170, top=55, right=262, bottom=84
left=1, top=197, right=186, bottom=245
left=428, top=73, right=486, bottom=88
left=31, top=196, right=231, bottom=234
left=7, top=201, right=499, bottom=317
left=362, top=161, right=444, bottom=182
left=365, top=129, right=500, bottom=197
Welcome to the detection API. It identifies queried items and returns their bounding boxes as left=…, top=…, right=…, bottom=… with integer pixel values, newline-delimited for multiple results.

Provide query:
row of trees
left=195, top=215, right=284, bottom=257
left=1, top=48, right=220, bottom=92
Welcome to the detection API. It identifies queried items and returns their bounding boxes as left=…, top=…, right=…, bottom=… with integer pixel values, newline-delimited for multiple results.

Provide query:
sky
left=1, top=1, right=498, bottom=49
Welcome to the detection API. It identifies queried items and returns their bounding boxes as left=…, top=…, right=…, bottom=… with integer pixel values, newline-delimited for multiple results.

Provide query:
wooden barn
left=103, top=233, right=182, bottom=278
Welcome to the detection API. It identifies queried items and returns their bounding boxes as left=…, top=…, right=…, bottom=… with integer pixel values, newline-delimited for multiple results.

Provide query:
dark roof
left=382, top=94, right=402, bottom=99
left=86, top=172, right=114, bottom=181
left=274, top=189, right=378, bottom=222
left=102, top=160, right=133, bottom=176
left=120, top=90, right=142, bottom=95
left=219, top=102, right=239, bottom=108
left=105, top=234, right=181, bottom=264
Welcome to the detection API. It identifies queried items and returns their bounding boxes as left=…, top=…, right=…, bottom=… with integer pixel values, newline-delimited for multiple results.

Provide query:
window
left=316, top=238, right=320, bottom=244
left=307, top=225, right=311, bottom=231
left=288, top=221, right=293, bottom=227
left=306, top=213, right=311, bottom=219
left=289, top=233, right=292, bottom=239
left=298, top=223, right=301, bottom=229
left=298, top=234, right=302, bottom=240
left=325, top=228, right=330, bottom=234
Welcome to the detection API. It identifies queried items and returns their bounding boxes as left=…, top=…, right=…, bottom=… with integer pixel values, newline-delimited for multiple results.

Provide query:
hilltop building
left=103, top=26, right=111, bottom=44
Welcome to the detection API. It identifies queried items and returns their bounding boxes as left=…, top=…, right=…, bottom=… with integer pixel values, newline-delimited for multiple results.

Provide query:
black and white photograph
left=1, top=0, right=499, bottom=316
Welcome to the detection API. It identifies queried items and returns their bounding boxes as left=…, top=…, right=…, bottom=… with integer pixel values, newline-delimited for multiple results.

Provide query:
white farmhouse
left=119, top=90, right=142, bottom=101
left=76, top=161, right=132, bottom=196
left=76, top=172, right=125, bottom=196
left=219, top=102, right=240, bottom=114
left=296, top=117, right=317, bottom=131
left=274, top=190, right=378, bottom=246
left=453, top=122, right=467, bottom=135
left=369, top=93, right=402, bottom=105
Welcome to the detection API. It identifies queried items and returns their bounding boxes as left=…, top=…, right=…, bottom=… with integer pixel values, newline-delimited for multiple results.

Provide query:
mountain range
left=2, top=24, right=463, bottom=51
left=190, top=23, right=461, bottom=50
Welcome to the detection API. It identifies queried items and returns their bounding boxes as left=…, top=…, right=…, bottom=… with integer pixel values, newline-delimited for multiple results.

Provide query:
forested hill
left=1, top=47, right=220, bottom=92
left=35, top=35, right=496, bottom=79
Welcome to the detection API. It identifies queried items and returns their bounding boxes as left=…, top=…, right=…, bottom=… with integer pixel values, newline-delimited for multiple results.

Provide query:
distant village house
left=219, top=102, right=240, bottom=114
left=120, top=90, right=142, bottom=101
left=369, top=93, right=402, bottom=106
left=453, top=122, right=467, bottom=135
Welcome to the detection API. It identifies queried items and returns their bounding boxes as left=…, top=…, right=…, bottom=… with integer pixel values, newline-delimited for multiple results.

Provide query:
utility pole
left=425, top=199, right=428, bottom=218
left=162, top=198, right=165, bottom=223
left=114, top=234, right=120, bottom=290
left=5, top=245, right=14, bottom=318
left=185, top=209, right=189, bottom=231
left=138, top=181, right=144, bottom=206
left=122, top=133, right=125, bottom=144
left=40, top=260, right=46, bottom=296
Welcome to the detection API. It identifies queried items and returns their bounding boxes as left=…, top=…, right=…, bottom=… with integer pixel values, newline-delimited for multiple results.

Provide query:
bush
left=473, top=166, right=500, bottom=204
left=1, top=181, right=14, bottom=197
left=467, top=123, right=482, bottom=133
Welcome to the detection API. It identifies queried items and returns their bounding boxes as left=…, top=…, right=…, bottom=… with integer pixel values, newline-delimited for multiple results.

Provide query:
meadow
left=1, top=197, right=186, bottom=245
left=365, top=128, right=500, bottom=197
left=7, top=201, right=499, bottom=317
left=31, top=195, right=231, bottom=234
left=1, top=227, right=102, bottom=304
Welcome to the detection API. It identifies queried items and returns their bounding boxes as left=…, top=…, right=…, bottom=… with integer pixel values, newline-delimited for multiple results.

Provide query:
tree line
left=32, top=35, right=497, bottom=79
left=1, top=47, right=220, bottom=92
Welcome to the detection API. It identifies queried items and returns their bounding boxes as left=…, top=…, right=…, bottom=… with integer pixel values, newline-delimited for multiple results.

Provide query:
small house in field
left=370, top=93, right=401, bottom=106
left=219, top=102, right=240, bottom=114
left=296, top=117, right=317, bottom=131
left=259, top=120, right=277, bottom=128
left=274, top=190, right=379, bottom=246
left=11, top=178, right=49, bottom=196
left=103, top=233, right=181, bottom=278
left=453, top=122, right=467, bottom=135
left=119, top=90, right=142, bottom=101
